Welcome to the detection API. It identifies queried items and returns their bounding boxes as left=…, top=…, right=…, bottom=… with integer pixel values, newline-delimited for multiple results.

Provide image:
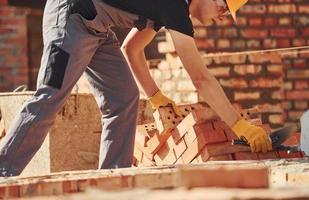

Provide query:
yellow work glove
left=148, top=91, right=182, bottom=116
left=232, top=119, right=272, bottom=153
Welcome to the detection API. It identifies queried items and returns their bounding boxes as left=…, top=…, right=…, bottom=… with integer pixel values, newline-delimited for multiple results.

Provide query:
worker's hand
left=148, top=90, right=181, bottom=116
left=232, top=119, right=272, bottom=153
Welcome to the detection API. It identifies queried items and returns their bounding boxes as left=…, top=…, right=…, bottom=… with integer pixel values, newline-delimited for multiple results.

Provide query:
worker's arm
left=121, top=28, right=158, bottom=97
left=121, top=28, right=181, bottom=115
left=168, top=29, right=272, bottom=152
left=168, top=29, right=240, bottom=126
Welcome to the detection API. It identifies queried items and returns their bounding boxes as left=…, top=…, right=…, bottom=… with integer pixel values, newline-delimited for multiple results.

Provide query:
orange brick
left=190, top=157, right=200, bottom=164
left=145, top=132, right=161, bottom=153
left=146, top=130, right=172, bottom=154
left=234, top=152, right=259, bottom=160
left=192, top=108, right=218, bottom=122
left=183, top=127, right=200, bottom=145
left=136, top=123, right=157, bottom=138
left=176, top=109, right=216, bottom=139
left=277, top=151, right=303, bottom=159
left=0, top=187, right=5, bottom=198
left=154, top=143, right=177, bottom=165
left=224, top=128, right=238, bottom=141
left=170, top=129, right=182, bottom=144
left=63, top=181, right=78, bottom=193
left=294, top=132, right=301, bottom=143
left=175, top=156, right=185, bottom=165
left=184, top=122, right=227, bottom=146
left=135, top=126, right=151, bottom=147
left=283, top=133, right=300, bottom=146
left=208, top=154, right=233, bottom=161
left=244, top=107, right=261, bottom=119
left=166, top=134, right=177, bottom=148
left=182, top=133, right=207, bottom=163
left=176, top=113, right=197, bottom=138
left=257, top=152, right=279, bottom=160
left=195, top=122, right=227, bottom=144
left=195, top=155, right=202, bottom=163
left=133, top=145, right=143, bottom=162
left=179, top=165, right=269, bottom=188
left=153, top=104, right=206, bottom=134
left=173, top=138, right=187, bottom=158
left=141, top=154, right=156, bottom=166
left=39, top=181, right=64, bottom=196
left=135, top=141, right=153, bottom=160
left=199, top=142, right=251, bottom=161
left=212, top=120, right=229, bottom=131
left=7, top=185, right=20, bottom=198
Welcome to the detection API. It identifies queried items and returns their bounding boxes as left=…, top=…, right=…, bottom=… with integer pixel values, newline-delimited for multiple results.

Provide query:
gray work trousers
left=0, top=0, right=139, bottom=176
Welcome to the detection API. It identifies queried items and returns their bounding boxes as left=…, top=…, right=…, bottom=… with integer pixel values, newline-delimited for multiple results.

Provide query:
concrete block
left=0, top=92, right=153, bottom=176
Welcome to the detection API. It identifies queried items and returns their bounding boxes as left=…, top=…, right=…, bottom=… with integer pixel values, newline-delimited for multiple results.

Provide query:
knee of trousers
left=100, top=86, right=140, bottom=119
left=117, top=86, right=139, bottom=114
left=125, top=84, right=140, bottom=110
left=117, top=81, right=140, bottom=107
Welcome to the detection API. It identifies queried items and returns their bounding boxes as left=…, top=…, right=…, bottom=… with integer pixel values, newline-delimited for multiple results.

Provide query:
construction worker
left=0, top=0, right=272, bottom=177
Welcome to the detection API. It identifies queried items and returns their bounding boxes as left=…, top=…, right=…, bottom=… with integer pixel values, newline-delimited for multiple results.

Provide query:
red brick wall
left=153, top=0, right=309, bottom=127
left=205, top=52, right=285, bottom=128
left=0, top=0, right=8, bottom=6
left=193, top=1, right=309, bottom=126
left=193, top=0, right=308, bottom=52
left=0, top=5, right=29, bottom=91
left=282, top=51, right=309, bottom=126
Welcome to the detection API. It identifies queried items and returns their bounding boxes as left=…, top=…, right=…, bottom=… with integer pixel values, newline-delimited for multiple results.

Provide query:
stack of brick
left=133, top=103, right=305, bottom=167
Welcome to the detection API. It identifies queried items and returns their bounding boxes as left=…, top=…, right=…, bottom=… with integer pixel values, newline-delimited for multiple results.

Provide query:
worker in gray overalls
left=0, top=0, right=271, bottom=177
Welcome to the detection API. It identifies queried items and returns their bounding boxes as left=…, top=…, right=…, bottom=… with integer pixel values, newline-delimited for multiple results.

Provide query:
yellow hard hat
left=225, top=0, right=248, bottom=22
